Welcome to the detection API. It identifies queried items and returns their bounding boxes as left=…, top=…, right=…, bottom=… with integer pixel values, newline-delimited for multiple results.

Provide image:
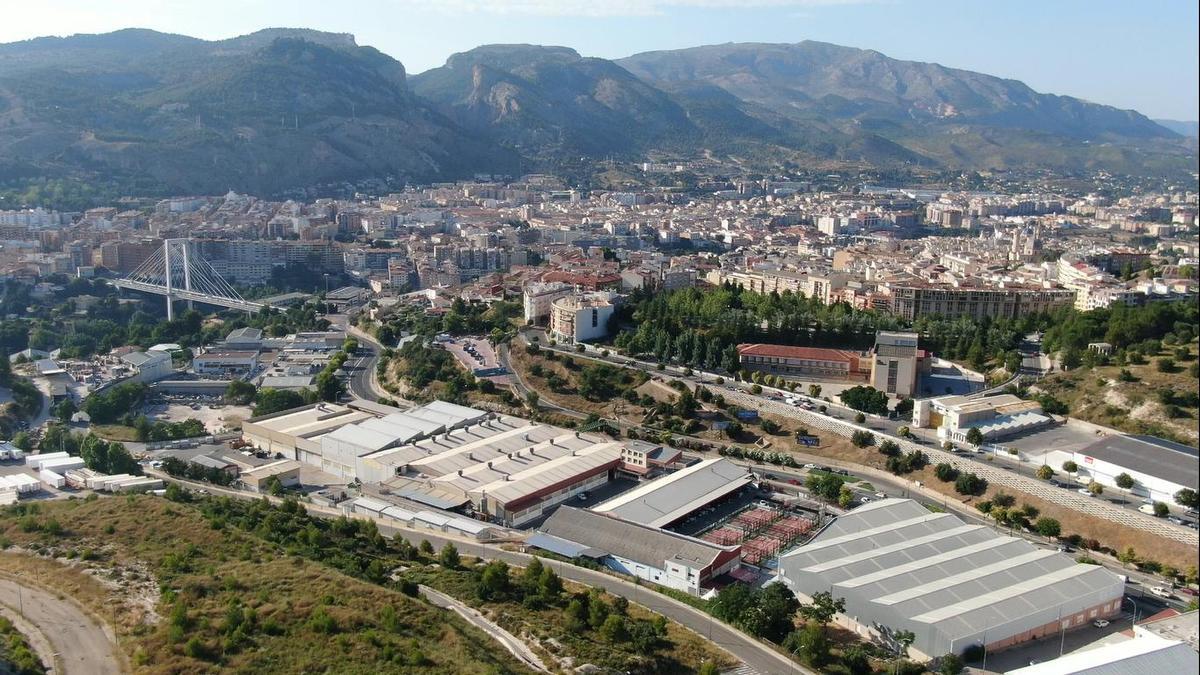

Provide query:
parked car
left=1077, top=488, right=1094, bottom=497
left=1093, top=619, right=1109, bottom=628
left=1150, top=586, right=1173, bottom=598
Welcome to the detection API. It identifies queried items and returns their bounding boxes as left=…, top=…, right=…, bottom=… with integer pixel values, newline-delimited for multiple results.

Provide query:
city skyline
left=2, top=0, right=1197, bottom=121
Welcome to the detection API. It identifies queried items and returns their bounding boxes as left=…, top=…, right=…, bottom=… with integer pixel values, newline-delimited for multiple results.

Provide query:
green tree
left=1174, top=488, right=1197, bottom=509
left=785, top=622, right=831, bottom=668
left=1114, top=473, right=1135, bottom=503
left=253, top=388, right=307, bottom=416
left=477, top=560, right=511, bottom=601
left=838, top=485, right=855, bottom=509
left=438, top=542, right=460, bottom=569
left=797, top=590, right=845, bottom=628
left=805, top=473, right=845, bottom=504
left=1036, top=465, right=1055, bottom=480
left=599, top=614, right=628, bottom=643
left=1087, top=480, right=1104, bottom=496
left=965, top=427, right=984, bottom=446
left=1035, top=517, right=1061, bottom=539
left=587, top=591, right=610, bottom=629
left=939, top=653, right=965, bottom=675
left=1153, top=501, right=1169, bottom=517
left=1062, top=461, right=1079, bottom=484
left=225, top=380, right=257, bottom=405
left=850, top=430, right=875, bottom=448
left=954, top=472, right=986, bottom=496
left=935, top=463, right=958, bottom=482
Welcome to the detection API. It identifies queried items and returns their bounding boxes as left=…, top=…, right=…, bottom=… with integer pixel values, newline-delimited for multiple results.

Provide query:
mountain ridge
left=0, top=29, right=1194, bottom=199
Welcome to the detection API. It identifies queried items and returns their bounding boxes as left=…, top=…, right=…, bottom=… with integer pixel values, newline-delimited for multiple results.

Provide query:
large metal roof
left=539, top=506, right=735, bottom=571
left=1077, top=434, right=1199, bottom=489
left=591, top=457, right=754, bottom=528
left=780, top=499, right=1125, bottom=655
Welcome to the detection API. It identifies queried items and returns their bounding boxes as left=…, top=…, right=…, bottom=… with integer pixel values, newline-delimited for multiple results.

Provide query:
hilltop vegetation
left=0, top=496, right=532, bottom=674
left=1034, top=340, right=1200, bottom=446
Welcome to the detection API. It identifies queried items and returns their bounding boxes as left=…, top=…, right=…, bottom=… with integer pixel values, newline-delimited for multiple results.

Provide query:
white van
left=1138, top=503, right=1157, bottom=515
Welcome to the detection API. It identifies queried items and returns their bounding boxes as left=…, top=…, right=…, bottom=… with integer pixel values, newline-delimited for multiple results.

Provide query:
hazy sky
left=3, top=0, right=1197, bottom=120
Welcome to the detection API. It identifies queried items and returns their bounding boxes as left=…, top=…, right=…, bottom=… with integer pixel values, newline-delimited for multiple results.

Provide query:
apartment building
left=885, top=283, right=1074, bottom=321
left=549, top=292, right=617, bottom=343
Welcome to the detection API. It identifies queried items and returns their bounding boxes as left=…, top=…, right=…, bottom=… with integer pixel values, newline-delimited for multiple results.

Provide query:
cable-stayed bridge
left=111, top=238, right=265, bottom=317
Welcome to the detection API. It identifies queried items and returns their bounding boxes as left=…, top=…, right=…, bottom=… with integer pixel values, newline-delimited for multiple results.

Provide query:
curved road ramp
left=0, top=573, right=123, bottom=675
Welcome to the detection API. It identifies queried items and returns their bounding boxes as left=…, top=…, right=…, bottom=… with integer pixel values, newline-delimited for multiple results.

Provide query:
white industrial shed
left=1057, top=435, right=1198, bottom=505
left=314, top=403, right=489, bottom=479
left=1006, top=631, right=1198, bottom=675
left=592, top=457, right=755, bottom=528
left=779, top=499, right=1125, bottom=661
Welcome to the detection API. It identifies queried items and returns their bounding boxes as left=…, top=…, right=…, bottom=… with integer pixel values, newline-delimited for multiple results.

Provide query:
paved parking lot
left=981, top=611, right=1137, bottom=672
left=443, top=336, right=512, bottom=383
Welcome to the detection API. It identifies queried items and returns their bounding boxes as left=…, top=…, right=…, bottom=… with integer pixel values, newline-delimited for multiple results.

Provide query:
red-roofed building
left=737, top=343, right=869, bottom=381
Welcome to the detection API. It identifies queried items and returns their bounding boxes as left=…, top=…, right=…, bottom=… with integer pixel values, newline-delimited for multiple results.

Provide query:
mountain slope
left=0, top=29, right=516, bottom=195
left=411, top=44, right=700, bottom=157
left=1155, top=119, right=1199, bottom=138
left=619, top=42, right=1195, bottom=173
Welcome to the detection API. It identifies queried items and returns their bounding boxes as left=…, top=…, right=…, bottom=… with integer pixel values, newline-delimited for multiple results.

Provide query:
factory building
left=592, top=458, right=754, bottom=528
left=243, top=400, right=661, bottom=527
left=1040, top=435, right=1199, bottom=505
left=779, top=499, right=1125, bottom=661
left=534, top=506, right=742, bottom=595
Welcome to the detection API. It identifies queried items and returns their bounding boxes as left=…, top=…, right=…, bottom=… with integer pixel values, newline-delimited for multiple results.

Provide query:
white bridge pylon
left=113, top=238, right=264, bottom=318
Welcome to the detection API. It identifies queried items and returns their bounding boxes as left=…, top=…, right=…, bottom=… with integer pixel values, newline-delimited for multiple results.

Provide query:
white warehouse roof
left=592, top=457, right=754, bottom=528
left=780, top=499, right=1125, bottom=659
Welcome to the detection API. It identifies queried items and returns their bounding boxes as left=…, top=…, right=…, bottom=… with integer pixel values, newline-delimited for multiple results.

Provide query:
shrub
left=954, top=472, right=986, bottom=495
left=850, top=430, right=875, bottom=448
left=934, top=463, right=958, bottom=482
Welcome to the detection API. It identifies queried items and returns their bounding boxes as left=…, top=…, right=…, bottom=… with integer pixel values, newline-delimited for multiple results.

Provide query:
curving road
left=419, top=584, right=548, bottom=672
left=0, top=573, right=123, bottom=675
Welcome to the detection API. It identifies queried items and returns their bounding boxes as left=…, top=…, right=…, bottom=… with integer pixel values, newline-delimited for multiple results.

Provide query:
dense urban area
left=0, top=17, right=1198, bottom=675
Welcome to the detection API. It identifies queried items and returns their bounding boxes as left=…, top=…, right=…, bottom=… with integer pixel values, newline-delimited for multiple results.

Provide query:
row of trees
left=36, top=424, right=141, bottom=475
left=613, top=285, right=910, bottom=372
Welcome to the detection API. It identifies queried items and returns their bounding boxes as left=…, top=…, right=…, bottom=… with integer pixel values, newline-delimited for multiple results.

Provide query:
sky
left=2, top=0, right=1197, bottom=120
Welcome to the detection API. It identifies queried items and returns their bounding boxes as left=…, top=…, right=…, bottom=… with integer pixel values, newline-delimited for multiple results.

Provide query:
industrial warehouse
left=591, top=457, right=755, bottom=528
left=240, top=401, right=682, bottom=527
left=778, top=499, right=1126, bottom=660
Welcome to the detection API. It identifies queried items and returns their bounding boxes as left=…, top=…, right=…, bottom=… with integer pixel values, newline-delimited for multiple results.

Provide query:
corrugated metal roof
left=540, top=506, right=734, bottom=570
left=526, top=532, right=606, bottom=559
left=469, top=443, right=622, bottom=506
left=592, top=457, right=754, bottom=527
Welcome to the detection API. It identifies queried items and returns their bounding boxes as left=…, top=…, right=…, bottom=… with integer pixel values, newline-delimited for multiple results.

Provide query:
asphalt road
left=0, top=573, right=123, bottom=675
left=344, top=325, right=393, bottom=403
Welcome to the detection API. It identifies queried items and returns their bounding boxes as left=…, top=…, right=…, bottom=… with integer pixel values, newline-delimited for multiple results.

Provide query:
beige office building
left=870, top=331, right=922, bottom=397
